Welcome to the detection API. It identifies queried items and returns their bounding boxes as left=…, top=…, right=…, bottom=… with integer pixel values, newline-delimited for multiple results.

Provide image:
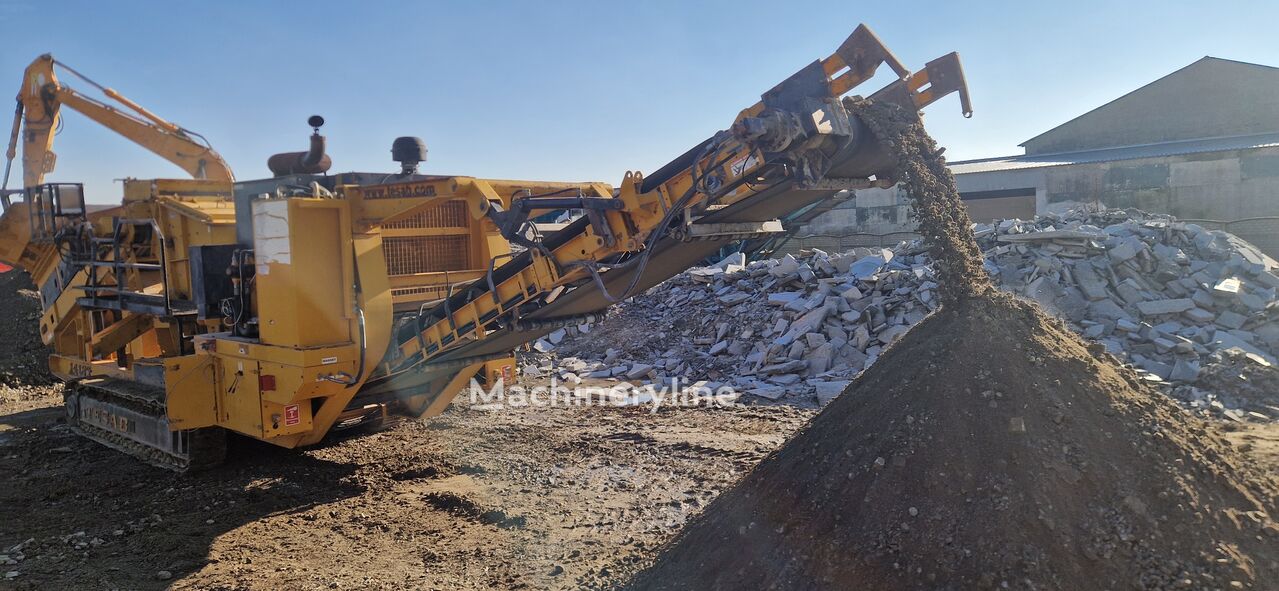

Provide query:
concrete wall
left=1022, top=58, right=1279, bottom=155
left=964, top=195, right=1036, bottom=223
left=801, top=186, right=913, bottom=236
left=1033, top=146, right=1279, bottom=220
left=799, top=167, right=1050, bottom=237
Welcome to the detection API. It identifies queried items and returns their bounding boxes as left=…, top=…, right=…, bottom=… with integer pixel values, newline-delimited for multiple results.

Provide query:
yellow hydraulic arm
left=2, top=54, right=233, bottom=196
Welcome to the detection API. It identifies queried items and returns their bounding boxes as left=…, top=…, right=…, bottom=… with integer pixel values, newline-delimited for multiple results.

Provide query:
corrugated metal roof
left=950, top=132, right=1279, bottom=175
left=1019, top=57, right=1279, bottom=149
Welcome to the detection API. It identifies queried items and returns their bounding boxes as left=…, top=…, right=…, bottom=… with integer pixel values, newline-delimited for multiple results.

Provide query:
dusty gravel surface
left=0, top=382, right=810, bottom=590
left=8, top=359, right=1278, bottom=591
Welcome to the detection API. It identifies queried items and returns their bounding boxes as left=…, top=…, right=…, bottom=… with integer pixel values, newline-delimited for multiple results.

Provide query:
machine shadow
left=0, top=407, right=364, bottom=590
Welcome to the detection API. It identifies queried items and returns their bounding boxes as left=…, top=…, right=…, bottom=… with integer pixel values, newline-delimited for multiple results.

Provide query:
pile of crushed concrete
left=626, top=96, right=1279, bottom=591
left=986, top=208, right=1279, bottom=416
left=539, top=207, right=1279, bottom=421
left=543, top=245, right=936, bottom=404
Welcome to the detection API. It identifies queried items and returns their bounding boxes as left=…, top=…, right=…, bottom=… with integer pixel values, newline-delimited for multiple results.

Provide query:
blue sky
left=2, top=0, right=1276, bottom=202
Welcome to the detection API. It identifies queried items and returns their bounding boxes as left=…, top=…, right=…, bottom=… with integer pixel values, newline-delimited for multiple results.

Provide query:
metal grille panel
left=384, top=201, right=469, bottom=229
left=384, top=236, right=470, bottom=276
left=391, top=285, right=451, bottom=300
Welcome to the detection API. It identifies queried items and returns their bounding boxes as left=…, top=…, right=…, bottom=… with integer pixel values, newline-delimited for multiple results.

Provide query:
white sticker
left=253, top=200, right=292, bottom=265
left=321, top=356, right=338, bottom=365
left=730, top=154, right=759, bottom=177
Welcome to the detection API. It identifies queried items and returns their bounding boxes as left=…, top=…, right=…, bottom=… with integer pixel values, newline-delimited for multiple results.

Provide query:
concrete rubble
left=529, top=207, right=1279, bottom=421
left=980, top=208, right=1279, bottom=421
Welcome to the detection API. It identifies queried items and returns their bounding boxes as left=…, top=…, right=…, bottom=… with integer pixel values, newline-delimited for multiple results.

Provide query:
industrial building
left=804, top=56, right=1279, bottom=255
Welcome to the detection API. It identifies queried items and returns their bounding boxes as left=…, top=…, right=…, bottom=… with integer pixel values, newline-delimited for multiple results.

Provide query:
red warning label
left=284, top=404, right=301, bottom=426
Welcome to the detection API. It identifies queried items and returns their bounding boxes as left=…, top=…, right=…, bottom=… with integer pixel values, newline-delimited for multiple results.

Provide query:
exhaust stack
left=267, top=115, right=332, bottom=176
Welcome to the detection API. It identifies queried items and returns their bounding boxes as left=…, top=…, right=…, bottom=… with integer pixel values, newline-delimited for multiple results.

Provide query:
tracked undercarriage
left=65, top=378, right=226, bottom=471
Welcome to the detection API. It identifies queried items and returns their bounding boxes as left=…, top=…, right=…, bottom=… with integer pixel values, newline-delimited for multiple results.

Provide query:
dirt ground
left=5, top=386, right=1278, bottom=591
left=1225, top=421, right=1279, bottom=481
left=0, top=383, right=811, bottom=590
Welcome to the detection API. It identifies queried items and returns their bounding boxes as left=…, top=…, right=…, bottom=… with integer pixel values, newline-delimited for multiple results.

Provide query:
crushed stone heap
left=985, top=208, right=1279, bottom=420
left=626, top=292, right=1279, bottom=590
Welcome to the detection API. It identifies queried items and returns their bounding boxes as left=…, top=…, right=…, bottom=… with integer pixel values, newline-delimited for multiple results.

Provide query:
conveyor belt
left=416, top=106, right=899, bottom=360
left=362, top=25, right=973, bottom=400
left=365, top=123, right=899, bottom=400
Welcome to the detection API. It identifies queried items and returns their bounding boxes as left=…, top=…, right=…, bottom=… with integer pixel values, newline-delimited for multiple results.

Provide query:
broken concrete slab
left=759, top=360, right=808, bottom=375
left=1182, top=307, right=1215, bottom=324
left=813, top=380, right=850, bottom=405
left=625, top=364, right=654, bottom=380
left=1217, top=310, right=1247, bottom=330
left=1136, top=298, right=1195, bottom=317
